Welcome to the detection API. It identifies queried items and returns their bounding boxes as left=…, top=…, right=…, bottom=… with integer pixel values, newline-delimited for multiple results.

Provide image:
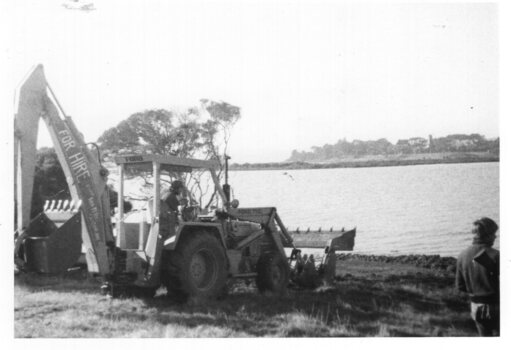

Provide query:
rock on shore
left=337, top=253, right=457, bottom=273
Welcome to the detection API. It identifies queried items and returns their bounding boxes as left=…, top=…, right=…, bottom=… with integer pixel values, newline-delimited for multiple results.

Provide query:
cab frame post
left=116, top=163, right=125, bottom=247
left=153, top=161, right=161, bottom=219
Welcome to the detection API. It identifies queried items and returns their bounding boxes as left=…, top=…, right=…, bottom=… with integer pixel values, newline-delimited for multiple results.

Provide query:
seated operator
left=163, top=180, right=185, bottom=236
left=164, top=180, right=185, bottom=215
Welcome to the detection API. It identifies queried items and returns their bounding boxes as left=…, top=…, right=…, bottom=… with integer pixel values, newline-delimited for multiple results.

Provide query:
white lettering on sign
left=58, top=129, right=76, bottom=151
left=69, top=152, right=91, bottom=180
left=88, top=197, right=98, bottom=216
left=55, top=122, right=108, bottom=257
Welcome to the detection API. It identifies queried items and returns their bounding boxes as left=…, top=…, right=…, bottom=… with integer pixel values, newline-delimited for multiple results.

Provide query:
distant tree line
left=288, top=134, right=499, bottom=162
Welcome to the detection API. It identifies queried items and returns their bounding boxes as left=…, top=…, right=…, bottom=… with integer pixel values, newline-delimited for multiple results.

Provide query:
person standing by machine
left=456, top=217, right=500, bottom=336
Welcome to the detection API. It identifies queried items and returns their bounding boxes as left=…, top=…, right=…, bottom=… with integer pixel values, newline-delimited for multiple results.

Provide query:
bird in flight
left=283, top=172, right=294, bottom=181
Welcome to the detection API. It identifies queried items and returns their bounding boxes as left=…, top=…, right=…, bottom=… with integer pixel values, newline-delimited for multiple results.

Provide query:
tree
left=200, top=99, right=241, bottom=164
left=489, top=138, right=499, bottom=154
left=96, top=119, right=139, bottom=152
left=30, top=148, right=70, bottom=218
left=289, top=149, right=303, bottom=161
left=97, top=100, right=241, bottom=209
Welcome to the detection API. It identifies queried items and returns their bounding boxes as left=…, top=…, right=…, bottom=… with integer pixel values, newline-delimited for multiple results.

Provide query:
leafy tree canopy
left=98, top=100, right=240, bottom=163
left=97, top=100, right=241, bottom=209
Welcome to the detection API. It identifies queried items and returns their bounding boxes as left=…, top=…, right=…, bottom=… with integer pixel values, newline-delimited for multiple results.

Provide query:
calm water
left=228, top=162, right=499, bottom=257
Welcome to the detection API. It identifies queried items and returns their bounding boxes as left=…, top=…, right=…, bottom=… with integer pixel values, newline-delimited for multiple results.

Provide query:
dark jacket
left=164, top=192, right=180, bottom=213
left=456, top=243, right=499, bottom=303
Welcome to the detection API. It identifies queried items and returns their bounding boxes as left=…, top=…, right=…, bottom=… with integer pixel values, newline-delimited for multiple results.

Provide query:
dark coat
left=456, top=243, right=499, bottom=303
left=164, top=192, right=180, bottom=213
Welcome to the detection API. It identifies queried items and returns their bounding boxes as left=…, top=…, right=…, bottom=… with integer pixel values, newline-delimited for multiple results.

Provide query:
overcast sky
left=1, top=0, right=499, bottom=163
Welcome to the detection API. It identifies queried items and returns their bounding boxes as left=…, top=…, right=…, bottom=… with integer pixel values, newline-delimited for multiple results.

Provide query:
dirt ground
left=14, top=255, right=477, bottom=337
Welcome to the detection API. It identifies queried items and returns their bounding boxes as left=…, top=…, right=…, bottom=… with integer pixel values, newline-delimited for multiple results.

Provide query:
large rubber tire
left=256, top=251, right=290, bottom=295
left=165, top=233, right=228, bottom=300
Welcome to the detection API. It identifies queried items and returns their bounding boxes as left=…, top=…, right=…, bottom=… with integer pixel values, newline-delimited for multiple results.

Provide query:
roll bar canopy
left=114, top=154, right=219, bottom=173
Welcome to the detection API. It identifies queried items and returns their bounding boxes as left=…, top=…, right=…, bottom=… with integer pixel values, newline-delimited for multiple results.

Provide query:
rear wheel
left=256, top=251, right=290, bottom=295
left=164, top=233, right=228, bottom=300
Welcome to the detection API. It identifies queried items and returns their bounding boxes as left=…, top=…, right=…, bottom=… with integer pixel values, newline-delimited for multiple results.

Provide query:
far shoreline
left=230, top=152, right=499, bottom=171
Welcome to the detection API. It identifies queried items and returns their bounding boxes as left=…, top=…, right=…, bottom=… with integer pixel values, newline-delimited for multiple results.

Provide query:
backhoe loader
left=14, top=65, right=356, bottom=299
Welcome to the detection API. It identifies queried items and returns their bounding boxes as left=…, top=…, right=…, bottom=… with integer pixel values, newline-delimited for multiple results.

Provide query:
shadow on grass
left=15, top=267, right=475, bottom=337
left=15, top=268, right=101, bottom=294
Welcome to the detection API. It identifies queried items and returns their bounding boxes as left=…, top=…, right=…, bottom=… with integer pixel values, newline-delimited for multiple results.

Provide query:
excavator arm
left=14, top=65, right=114, bottom=275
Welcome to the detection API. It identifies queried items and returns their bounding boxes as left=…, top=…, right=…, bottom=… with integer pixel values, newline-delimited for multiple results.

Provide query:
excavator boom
left=14, top=65, right=113, bottom=275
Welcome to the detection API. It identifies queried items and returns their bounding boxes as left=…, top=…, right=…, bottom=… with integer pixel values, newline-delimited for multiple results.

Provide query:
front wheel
left=166, top=233, right=228, bottom=300
left=256, top=251, right=290, bottom=295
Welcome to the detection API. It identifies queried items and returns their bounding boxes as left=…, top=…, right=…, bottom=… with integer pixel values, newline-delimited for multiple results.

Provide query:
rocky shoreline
left=336, top=253, right=457, bottom=272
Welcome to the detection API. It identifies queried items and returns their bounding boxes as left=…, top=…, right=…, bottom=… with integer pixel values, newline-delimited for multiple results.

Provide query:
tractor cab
left=113, top=154, right=225, bottom=252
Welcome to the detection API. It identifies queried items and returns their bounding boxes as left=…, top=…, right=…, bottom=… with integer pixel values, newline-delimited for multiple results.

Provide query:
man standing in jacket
left=456, top=217, right=499, bottom=336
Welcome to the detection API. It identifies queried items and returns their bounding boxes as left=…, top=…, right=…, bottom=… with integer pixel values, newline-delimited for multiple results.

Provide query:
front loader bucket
left=290, top=228, right=356, bottom=251
left=16, top=209, right=82, bottom=273
left=286, top=228, right=356, bottom=288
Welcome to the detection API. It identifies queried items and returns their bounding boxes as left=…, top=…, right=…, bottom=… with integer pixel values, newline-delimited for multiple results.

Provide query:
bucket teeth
left=291, top=227, right=339, bottom=234
left=74, top=200, right=82, bottom=212
left=43, top=199, right=78, bottom=214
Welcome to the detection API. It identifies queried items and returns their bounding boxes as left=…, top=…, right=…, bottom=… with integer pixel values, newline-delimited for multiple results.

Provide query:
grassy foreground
left=14, top=255, right=476, bottom=337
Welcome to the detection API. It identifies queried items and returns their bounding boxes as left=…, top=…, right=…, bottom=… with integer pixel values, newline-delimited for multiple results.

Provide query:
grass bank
left=14, top=254, right=476, bottom=337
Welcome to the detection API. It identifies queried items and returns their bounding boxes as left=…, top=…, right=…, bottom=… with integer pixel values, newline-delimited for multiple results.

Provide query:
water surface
left=228, top=162, right=499, bottom=257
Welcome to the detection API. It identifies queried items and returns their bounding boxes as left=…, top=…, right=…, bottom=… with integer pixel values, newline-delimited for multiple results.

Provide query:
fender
left=163, top=222, right=226, bottom=250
